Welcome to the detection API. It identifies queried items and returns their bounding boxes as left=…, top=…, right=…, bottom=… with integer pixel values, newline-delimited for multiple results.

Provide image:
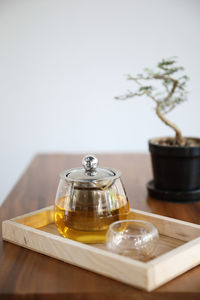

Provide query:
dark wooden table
left=0, top=154, right=200, bottom=300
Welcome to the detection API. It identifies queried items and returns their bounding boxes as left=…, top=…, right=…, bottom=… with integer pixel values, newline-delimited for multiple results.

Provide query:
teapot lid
left=62, top=155, right=121, bottom=183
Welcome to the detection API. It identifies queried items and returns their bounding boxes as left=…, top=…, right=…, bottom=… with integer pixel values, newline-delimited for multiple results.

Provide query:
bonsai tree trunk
left=155, top=104, right=185, bottom=146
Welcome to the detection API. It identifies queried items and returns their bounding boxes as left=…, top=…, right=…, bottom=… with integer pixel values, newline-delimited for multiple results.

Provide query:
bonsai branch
left=153, top=74, right=178, bottom=102
left=115, top=57, right=189, bottom=146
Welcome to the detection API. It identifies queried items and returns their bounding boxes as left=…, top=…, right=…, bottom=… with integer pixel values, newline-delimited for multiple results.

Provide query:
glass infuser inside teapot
left=54, top=155, right=130, bottom=243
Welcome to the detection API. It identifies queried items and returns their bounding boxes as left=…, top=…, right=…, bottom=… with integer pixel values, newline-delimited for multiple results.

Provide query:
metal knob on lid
left=62, top=154, right=121, bottom=183
left=82, top=155, right=98, bottom=176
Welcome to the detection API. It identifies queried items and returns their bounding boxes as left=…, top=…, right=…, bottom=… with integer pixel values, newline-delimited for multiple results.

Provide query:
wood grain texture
left=0, top=153, right=200, bottom=299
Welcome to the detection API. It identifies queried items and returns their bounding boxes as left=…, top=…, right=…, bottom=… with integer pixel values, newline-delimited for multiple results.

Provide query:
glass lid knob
left=82, top=155, right=99, bottom=175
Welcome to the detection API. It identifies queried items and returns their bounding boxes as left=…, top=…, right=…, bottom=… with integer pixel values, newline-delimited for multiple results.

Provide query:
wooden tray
left=2, top=206, right=200, bottom=291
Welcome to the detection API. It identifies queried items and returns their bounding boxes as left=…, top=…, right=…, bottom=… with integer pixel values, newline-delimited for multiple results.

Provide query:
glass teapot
left=54, top=155, right=129, bottom=243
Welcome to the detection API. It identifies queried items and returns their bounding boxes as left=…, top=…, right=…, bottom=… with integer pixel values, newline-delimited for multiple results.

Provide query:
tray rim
left=3, top=205, right=200, bottom=267
left=2, top=205, right=200, bottom=291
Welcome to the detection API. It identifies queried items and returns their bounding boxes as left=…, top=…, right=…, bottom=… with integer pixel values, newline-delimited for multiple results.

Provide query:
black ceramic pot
left=147, top=137, right=200, bottom=202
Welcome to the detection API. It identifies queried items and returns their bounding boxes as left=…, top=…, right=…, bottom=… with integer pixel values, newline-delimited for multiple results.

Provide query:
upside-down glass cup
left=106, top=220, right=159, bottom=259
left=54, top=155, right=130, bottom=243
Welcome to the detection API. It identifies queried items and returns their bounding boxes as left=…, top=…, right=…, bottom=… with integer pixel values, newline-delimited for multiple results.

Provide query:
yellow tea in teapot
left=54, top=155, right=130, bottom=243
left=55, top=195, right=129, bottom=243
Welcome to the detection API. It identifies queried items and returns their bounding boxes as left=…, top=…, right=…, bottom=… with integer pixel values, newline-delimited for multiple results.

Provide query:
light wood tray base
left=2, top=206, right=200, bottom=291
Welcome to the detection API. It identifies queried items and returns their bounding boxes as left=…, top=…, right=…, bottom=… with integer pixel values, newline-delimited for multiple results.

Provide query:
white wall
left=0, top=0, right=200, bottom=205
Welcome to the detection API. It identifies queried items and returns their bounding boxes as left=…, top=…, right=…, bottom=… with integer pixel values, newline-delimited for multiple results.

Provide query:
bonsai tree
left=115, top=57, right=189, bottom=146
